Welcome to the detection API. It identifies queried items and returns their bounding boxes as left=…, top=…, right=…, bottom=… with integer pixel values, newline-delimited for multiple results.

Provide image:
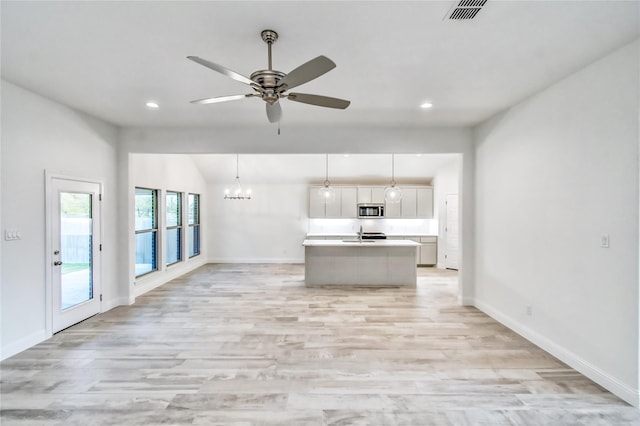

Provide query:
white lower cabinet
left=419, top=236, right=437, bottom=265
left=404, top=236, right=437, bottom=266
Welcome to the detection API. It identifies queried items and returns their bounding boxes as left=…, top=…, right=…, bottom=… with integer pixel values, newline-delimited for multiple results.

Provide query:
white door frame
left=444, top=193, right=459, bottom=270
left=45, top=172, right=103, bottom=336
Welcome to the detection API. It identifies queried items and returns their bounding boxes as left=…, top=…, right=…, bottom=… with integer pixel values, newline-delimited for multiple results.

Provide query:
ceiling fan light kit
left=188, top=29, right=350, bottom=124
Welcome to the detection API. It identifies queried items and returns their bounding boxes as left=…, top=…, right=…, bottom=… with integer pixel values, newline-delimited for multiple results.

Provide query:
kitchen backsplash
left=308, top=218, right=437, bottom=235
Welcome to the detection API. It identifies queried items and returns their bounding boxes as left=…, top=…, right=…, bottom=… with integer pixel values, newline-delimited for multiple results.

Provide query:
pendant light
left=317, top=154, right=336, bottom=203
left=224, top=154, right=252, bottom=200
left=384, top=153, right=402, bottom=203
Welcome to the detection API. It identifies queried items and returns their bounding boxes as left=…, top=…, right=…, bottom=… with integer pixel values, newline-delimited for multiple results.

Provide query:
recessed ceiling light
left=343, top=154, right=350, bottom=157
left=420, top=102, right=433, bottom=109
left=145, top=101, right=159, bottom=109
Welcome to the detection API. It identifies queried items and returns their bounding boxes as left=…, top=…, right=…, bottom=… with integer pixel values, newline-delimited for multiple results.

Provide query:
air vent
left=447, top=0, right=487, bottom=20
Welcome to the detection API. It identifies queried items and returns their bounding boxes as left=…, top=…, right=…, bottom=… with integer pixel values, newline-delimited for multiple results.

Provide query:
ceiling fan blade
left=266, top=101, right=282, bottom=123
left=287, top=93, right=350, bottom=109
left=187, top=56, right=256, bottom=87
left=278, top=56, right=336, bottom=90
left=190, top=94, right=255, bottom=105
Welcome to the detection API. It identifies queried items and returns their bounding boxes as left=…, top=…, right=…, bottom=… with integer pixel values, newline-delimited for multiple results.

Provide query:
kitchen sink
left=342, top=239, right=375, bottom=243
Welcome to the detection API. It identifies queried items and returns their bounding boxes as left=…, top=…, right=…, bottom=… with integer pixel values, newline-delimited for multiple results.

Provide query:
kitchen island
left=302, top=239, right=420, bottom=286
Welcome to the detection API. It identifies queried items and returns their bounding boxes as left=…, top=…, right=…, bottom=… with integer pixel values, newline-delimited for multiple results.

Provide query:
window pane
left=166, top=192, right=181, bottom=227
left=166, top=228, right=181, bottom=265
left=135, top=231, right=157, bottom=276
left=135, top=188, right=156, bottom=231
left=188, top=193, right=199, bottom=225
left=189, top=225, right=200, bottom=257
left=60, top=192, right=93, bottom=309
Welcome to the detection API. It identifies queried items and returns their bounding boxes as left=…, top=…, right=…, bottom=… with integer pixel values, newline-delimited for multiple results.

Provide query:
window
left=188, top=193, right=200, bottom=257
left=135, top=188, right=158, bottom=276
left=166, top=191, right=182, bottom=266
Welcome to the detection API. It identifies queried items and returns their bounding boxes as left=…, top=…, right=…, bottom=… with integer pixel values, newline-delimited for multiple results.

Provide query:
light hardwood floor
left=1, top=264, right=637, bottom=425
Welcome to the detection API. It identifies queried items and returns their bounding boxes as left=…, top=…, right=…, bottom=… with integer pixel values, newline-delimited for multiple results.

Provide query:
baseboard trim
left=207, top=258, right=304, bottom=264
left=459, top=297, right=475, bottom=306
left=1, top=329, right=48, bottom=361
left=474, top=298, right=640, bottom=407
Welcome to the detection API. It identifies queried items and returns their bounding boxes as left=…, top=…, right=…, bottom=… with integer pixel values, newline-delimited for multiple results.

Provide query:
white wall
left=207, top=183, right=308, bottom=263
left=1, top=80, right=120, bottom=359
left=473, top=40, right=639, bottom=405
left=130, top=154, right=208, bottom=297
left=433, top=157, right=461, bottom=268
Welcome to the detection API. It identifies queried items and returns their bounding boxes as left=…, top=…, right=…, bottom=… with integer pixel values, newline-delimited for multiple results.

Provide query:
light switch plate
left=600, top=234, right=610, bottom=248
left=4, top=228, right=21, bottom=241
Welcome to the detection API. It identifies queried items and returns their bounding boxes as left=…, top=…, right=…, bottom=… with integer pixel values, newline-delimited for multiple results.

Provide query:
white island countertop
left=303, top=239, right=420, bottom=247
left=306, top=233, right=438, bottom=238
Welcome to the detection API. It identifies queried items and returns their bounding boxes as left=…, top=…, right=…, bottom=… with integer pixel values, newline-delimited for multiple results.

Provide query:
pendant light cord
left=324, top=153, right=330, bottom=187
left=391, top=153, right=396, bottom=187
left=236, top=153, right=240, bottom=179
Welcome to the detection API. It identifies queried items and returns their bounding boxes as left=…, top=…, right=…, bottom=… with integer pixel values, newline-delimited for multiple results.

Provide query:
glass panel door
left=50, top=177, right=101, bottom=333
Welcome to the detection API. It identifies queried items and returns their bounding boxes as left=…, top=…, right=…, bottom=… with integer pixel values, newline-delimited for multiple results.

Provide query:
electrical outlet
left=526, top=306, right=532, bottom=316
left=600, top=234, right=610, bottom=248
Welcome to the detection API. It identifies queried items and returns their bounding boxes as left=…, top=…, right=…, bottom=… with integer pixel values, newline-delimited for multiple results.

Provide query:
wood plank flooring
left=1, top=264, right=637, bottom=425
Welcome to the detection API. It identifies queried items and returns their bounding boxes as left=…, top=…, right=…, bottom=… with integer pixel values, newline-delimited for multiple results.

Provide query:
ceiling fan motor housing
left=250, top=69, right=286, bottom=104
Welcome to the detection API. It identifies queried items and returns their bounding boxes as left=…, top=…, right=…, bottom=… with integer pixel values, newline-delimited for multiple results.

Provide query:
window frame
left=165, top=190, right=183, bottom=267
left=134, top=187, right=158, bottom=277
left=188, top=193, right=201, bottom=258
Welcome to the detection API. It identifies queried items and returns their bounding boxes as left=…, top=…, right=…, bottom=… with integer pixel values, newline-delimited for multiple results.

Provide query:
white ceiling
left=2, top=1, right=638, bottom=129
left=188, top=153, right=458, bottom=184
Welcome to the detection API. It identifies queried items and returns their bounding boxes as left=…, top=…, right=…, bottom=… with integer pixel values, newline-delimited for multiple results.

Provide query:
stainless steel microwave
left=358, top=204, right=385, bottom=218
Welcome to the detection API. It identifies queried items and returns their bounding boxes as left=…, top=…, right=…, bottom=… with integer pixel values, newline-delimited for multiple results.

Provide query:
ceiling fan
left=187, top=29, right=350, bottom=123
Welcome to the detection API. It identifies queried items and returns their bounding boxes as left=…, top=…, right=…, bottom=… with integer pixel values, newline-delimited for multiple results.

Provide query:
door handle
left=54, top=261, right=63, bottom=266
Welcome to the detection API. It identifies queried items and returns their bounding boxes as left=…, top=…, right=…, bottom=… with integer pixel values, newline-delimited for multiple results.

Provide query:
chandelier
left=224, top=154, right=252, bottom=200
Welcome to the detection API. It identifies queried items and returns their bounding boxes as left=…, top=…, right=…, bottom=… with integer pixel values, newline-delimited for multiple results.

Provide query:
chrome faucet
left=359, top=225, right=363, bottom=242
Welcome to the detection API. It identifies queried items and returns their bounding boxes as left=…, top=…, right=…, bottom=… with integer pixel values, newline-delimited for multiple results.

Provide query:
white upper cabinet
left=371, top=187, right=385, bottom=204
left=385, top=200, right=401, bottom=218
left=357, top=187, right=371, bottom=204
left=340, top=187, right=357, bottom=218
left=313, top=185, right=432, bottom=219
left=416, top=187, right=434, bottom=219
left=310, top=186, right=358, bottom=218
left=309, top=186, right=326, bottom=218
left=401, top=188, right=417, bottom=218
left=357, top=187, right=385, bottom=204
left=325, top=194, right=341, bottom=218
